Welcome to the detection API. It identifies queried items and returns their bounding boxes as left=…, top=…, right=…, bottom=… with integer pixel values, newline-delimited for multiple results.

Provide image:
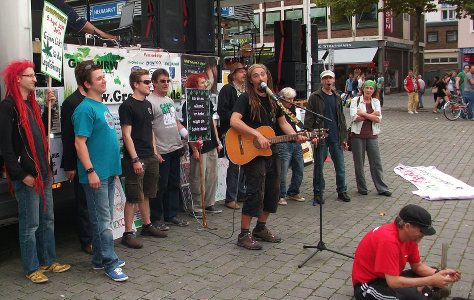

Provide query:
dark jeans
left=354, top=270, right=428, bottom=300
left=150, top=148, right=181, bottom=222
left=242, top=154, right=281, bottom=218
left=73, top=174, right=92, bottom=248
left=225, top=159, right=246, bottom=203
left=313, top=141, right=347, bottom=195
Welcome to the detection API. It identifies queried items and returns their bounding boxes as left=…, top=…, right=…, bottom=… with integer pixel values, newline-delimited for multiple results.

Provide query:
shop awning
left=318, top=47, right=378, bottom=65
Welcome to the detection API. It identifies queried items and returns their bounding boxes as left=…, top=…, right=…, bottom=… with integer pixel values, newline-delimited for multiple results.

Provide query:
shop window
left=310, top=7, right=327, bottom=30
left=448, top=57, right=457, bottom=63
left=356, top=4, right=378, bottom=28
left=254, top=13, right=260, bottom=30
left=264, top=11, right=281, bottom=35
left=446, top=31, right=457, bottom=42
left=424, top=58, right=431, bottom=63
left=285, top=8, right=302, bottom=22
left=431, top=58, right=440, bottom=63
left=440, top=58, right=449, bottom=62
left=427, top=32, right=438, bottom=43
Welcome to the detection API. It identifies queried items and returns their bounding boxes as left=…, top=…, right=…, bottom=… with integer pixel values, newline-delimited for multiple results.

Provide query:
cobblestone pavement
left=0, top=91, right=472, bottom=299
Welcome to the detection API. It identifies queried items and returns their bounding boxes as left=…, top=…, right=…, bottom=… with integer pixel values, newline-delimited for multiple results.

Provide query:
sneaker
left=314, top=195, right=324, bottom=205
left=278, top=198, right=287, bottom=205
left=26, top=270, right=48, bottom=283
left=378, top=191, right=392, bottom=197
left=237, top=197, right=246, bottom=202
left=252, top=226, right=281, bottom=243
left=141, top=224, right=168, bottom=238
left=338, top=192, right=351, bottom=202
left=152, top=220, right=170, bottom=231
left=237, top=232, right=262, bottom=250
left=205, top=206, right=223, bottom=213
left=358, top=190, right=368, bottom=195
left=93, top=260, right=125, bottom=270
left=286, top=194, right=305, bottom=202
left=40, top=262, right=71, bottom=273
left=121, top=234, right=143, bottom=249
left=414, top=110, right=419, bottom=114
left=190, top=211, right=203, bottom=219
left=408, top=111, right=414, bottom=114
left=165, top=216, right=189, bottom=227
left=225, top=201, right=240, bottom=209
left=105, top=267, right=128, bottom=282
left=81, top=244, right=93, bottom=255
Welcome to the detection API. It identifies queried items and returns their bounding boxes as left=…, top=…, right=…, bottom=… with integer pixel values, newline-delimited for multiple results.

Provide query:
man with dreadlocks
left=230, top=64, right=307, bottom=250
left=0, top=60, right=70, bottom=283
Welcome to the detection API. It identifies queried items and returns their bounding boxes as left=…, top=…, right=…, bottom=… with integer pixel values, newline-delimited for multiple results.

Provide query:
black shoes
left=314, top=195, right=325, bottom=205
left=338, top=192, right=351, bottom=202
left=378, top=191, right=392, bottom=197
left=165, top=216, right=189, bottom=227
left=358, top=191, right=368, bottom=195
left=205, top=206, right=223, bottom=213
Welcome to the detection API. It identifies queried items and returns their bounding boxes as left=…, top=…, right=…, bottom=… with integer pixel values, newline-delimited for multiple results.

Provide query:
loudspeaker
left=267, top=61, right=306, bottom=94
left=311, top=63, right=324, bottom=91
left=301, top=24, right=319, bottom=63
left=141, top=0, right=184, bottom=52
left=274, top=20, right=302, bottom=62
left=184, top=0, right=215, bottom=53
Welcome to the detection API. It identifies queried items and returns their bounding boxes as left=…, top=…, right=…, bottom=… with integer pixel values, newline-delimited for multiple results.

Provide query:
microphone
left=260, top=82, right=279, bottom=102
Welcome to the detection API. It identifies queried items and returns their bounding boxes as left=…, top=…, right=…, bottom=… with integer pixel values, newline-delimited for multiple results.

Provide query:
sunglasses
left=159, top=79, right=171, bottom=83
left=84, top=64, right=101, bottom=70
left=139, top=80, right=152, bottom=85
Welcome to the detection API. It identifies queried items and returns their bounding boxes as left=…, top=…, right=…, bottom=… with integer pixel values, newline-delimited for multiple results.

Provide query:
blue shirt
left=346, top=79, right=353, bottom=92
left=322, top=91, right=339, bottom=143
left=72, top=98, right=121, bottom=184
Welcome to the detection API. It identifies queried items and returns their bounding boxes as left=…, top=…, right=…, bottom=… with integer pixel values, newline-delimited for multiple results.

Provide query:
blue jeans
left=150, top=149, right=181, bottom=221
left=418, top=91, right=424, bottom=108
left=313, top=141, right=347, bottom=195
left=82, top=177, right=119, bottom=272
left=13, top=175, right=56, bottom=275
left=465, top=91, right=474, bottom=119
left=276, top=142, right=304, bottom=198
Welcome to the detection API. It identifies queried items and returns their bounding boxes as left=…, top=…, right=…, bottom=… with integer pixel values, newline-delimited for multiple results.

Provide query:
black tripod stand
left=298, top=138, right=354, bottom=268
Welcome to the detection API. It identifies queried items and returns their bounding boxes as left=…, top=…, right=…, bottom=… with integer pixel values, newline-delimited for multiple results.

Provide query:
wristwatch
left=86, top=168, right=95, bottom=174
left=132, top=157, right=140, bottom=163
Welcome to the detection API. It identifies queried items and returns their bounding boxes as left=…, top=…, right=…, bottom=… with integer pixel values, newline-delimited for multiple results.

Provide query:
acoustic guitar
left=225, top=126, right=328, bottom=165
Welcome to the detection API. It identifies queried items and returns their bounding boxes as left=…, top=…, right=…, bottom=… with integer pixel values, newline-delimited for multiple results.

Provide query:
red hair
left=2, top=60, right=50, bottom=199
left=185, top=73, right=207, bottom=89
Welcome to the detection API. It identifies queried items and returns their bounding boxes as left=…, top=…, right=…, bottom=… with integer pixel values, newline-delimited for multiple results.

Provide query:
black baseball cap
left=399, top=204, right=436, bottom=236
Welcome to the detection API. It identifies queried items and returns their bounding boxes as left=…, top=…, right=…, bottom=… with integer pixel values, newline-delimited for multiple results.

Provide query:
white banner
left=394, top=164, right=474, bottom=201
left=63, top=44, right=182, bottom=114
left=41, top=1, right=68, bottom=81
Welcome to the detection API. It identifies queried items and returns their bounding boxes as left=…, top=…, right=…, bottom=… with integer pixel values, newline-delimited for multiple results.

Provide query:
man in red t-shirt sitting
left=352, top=205, right=461, bottom=300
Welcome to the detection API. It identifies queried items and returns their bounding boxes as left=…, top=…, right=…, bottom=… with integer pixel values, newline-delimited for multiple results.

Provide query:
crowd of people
left=0, top=59, right=462, bottom=299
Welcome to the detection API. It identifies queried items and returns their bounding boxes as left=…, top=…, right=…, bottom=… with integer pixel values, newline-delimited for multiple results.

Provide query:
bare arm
left=230, top=112, right=270, bottom=149
left=152, top=131, right=164, bottom=163
left=385, top=268, right=460, bottom=289
left=81, top=22, right=117, bottom=41
left=122, top=125, right=144, bottom=175
left=75, top=135, right=100, bottom=189
left=277, top=116, right=307, bottom=144
left=213, top=119, right=223, bottom=152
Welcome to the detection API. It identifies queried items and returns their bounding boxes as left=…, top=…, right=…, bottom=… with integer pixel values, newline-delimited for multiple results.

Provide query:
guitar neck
left=268, top=134, right=300, bottom=144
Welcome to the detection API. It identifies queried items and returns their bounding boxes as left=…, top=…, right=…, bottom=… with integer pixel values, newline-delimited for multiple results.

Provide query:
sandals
left=26, top=270, right=48, bottom=283
left=40, top=262, right=71, bottom=273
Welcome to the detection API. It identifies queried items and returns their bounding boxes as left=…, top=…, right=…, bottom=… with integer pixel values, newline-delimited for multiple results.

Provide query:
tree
left=314, top=0, right=473, bottom=76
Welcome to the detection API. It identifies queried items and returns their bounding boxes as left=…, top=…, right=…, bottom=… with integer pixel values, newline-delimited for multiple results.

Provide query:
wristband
left=179, top=128, right=188, bottom=138
left=218, top=141, right=222, bottom=147
left=86, top=168, right=95, bottom=174
left=132, top=157, right=140, bottom=163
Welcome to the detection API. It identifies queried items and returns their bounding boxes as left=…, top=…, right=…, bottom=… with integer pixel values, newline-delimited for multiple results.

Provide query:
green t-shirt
left=457, top=71, right=466, bottom=90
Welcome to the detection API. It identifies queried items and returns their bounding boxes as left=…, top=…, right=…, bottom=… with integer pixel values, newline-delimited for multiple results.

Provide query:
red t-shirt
left=352, top=222, right=421, bottom=285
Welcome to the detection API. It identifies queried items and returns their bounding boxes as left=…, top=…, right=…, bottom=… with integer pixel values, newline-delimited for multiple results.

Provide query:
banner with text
left=186, top=89, right=211, bottom=142
left=41, top=1, right=68, bottom=81
left=394, top=164, right=474, bottom=201
left=63, top=45, right=182, bottom=114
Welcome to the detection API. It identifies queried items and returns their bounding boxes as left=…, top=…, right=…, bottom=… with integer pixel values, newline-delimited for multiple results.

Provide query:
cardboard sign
left=41, top=1, right=68, bottom=81
left=186, top=89, right=211, bottom=142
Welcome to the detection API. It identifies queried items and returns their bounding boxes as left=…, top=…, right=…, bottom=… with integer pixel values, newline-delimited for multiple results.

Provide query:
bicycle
left=443, top=94, right=469, bottom=121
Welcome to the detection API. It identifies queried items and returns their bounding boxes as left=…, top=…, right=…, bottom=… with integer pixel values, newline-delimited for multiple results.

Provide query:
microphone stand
left=260, top=85, right=354, bottom=267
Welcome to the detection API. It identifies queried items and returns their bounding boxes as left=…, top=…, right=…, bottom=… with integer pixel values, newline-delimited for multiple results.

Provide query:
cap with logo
left=399, top=204, right=436, bottom=236
left=320, top=70, right=335, bottom=79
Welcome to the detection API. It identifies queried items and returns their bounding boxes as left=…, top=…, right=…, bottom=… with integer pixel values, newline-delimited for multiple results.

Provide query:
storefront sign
left=384, top=10, right=393, bottom=33
left=214, top=7, right=235, bottom=17
left=318, top=41, right=379, bottom=49
left=87, top=1, right=126, bottom=21
left=350, top=63, right=376, bottom=68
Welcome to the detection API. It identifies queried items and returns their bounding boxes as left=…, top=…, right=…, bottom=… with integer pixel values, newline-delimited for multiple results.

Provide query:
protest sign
left=186, top=88, right=211, bottom=142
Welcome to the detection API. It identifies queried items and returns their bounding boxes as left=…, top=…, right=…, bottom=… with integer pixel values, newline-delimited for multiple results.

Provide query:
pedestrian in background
left=404, top=70, right=420, bottom=114
left=417, top=74, right=425, bottom=109
left=376, top=72, right=384, bottom=107
left=345, top=73, right=354, bottom=99
left=433, top=74, right=450, bottom=113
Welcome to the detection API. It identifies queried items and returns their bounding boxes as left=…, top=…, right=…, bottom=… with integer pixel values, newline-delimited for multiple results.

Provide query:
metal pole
left=305, top=0, right=312, bottom=99
left=217, top=0, right=223, bottom=83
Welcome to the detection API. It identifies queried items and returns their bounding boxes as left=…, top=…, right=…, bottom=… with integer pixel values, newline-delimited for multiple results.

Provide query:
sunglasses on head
left=84, top=63, right=101, bottom=70
left=139, top=80, right=152, bottom=85
left=159, top=79, right=171, bottom=83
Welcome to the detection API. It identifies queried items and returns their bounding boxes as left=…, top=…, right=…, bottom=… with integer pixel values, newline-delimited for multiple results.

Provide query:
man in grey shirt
left=464, top=64, right=474, bottom=120
left=148, top=69, right=189, bottom=228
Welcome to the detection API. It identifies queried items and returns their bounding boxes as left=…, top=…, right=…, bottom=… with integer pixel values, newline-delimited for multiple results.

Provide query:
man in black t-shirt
left=230, top=64, right=306, bottom=250
left=119, top=69, right=167, bottom=249
left=61, top=60, right=93, bottom=255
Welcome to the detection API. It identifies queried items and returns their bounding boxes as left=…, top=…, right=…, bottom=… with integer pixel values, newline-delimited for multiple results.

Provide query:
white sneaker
left=414, top=110, right=418, bottom=114
left=278, top=198, right=287, bottom=205
left=408, top=111, right=414, bottom=114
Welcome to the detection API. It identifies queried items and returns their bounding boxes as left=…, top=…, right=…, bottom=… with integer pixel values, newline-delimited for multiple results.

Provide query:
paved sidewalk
left=0, top=91, right=472, bottom=299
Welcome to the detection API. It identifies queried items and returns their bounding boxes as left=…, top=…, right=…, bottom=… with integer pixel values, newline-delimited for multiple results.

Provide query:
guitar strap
left=274, top=99, right=305, bottom=130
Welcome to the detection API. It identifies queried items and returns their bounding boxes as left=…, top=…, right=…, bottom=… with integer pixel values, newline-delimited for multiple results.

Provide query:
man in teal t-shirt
left=456, top=64, right=470, bottom=100
left=72, top=63, right=127, bottom=282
